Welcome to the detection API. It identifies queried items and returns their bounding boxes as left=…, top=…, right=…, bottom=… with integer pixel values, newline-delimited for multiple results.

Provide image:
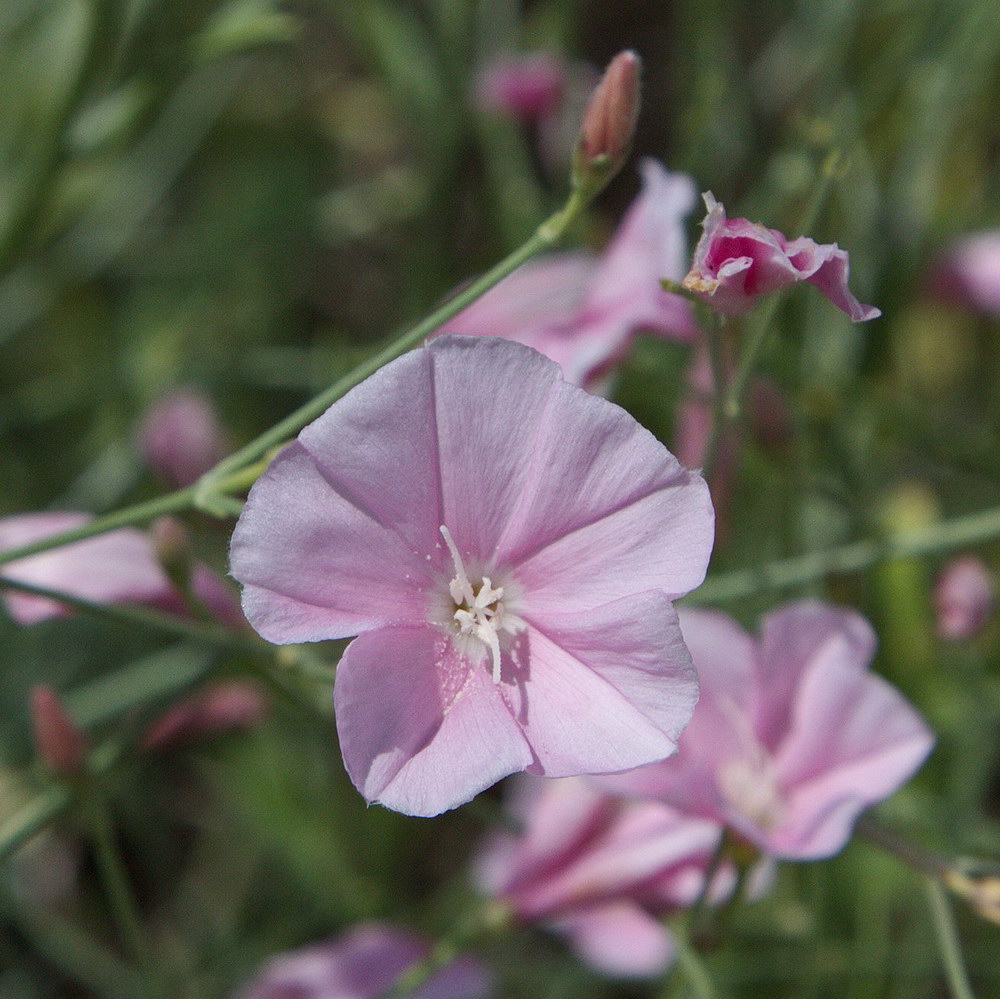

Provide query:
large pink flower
left=230, top=336, right=713, bottom=817
left=0, top=513, right=240, bottom=626
left=440, top=159, right=699, bottom=387
left=475, top=776, right=729, bottom=978
left=599, top=602, right=933, bottom=859
left=682, top=193, right=881, bottom=321
left=234, top=922, right=492, bottom=999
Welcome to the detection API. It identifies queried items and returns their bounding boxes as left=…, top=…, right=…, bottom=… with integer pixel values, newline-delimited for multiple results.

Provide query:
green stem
left=666, top=926, right=721, bottom=999
left=924, top=877, right=977, bottom=999
left=81, top=787, right=165, bottom=998
left=685, top=829, right=729, bottom=939
left=699, top=313, right=731, bottom=483
left=692, top=502, right=1000, bottom=603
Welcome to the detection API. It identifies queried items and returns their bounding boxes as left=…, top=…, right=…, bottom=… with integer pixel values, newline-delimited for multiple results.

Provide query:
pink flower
left=230, top=336, right=713, bottom=817
left=0, top=512, right=241, bottom=626
left=930, top=230, right=1000, bottom=315
left=682, top=193, right=881, bottom=321
left=234, top=923, right=492, bottom=999
left=137, top=388, right=229, bottom=487
left=440, top=160, right=699, bottom=388
left=475, top=52, right=566, bottom=121
left=599, top=602, right=933, bottom=859
left=475, top=776, right=729, bottom=978
left=934, top=555, right=995, bottom=641
left=142, top=681, right=268, bottom=750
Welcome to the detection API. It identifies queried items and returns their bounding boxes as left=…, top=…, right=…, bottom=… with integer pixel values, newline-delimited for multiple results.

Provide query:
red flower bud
left=30, top=685, right=88, bottom=776
left=578, top=50, right=641, bottom=167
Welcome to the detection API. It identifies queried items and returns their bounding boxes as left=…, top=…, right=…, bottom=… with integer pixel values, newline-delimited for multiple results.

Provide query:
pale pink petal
left=783, top=237, right=881, bottom=321
left=515, top=483, right=713, bottom=613
left=582, top=159, right=698, bottom=341
left=754, top=601, right=876, bottom=751
left=230, top=442, right=436, bottom=643
left=555, top=902, right=675, bottom=979
left=334, top=626, right=532, bottom=817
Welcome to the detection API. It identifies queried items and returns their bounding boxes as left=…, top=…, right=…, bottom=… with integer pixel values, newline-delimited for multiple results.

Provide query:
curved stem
left=924, top=877, right=977, bottom=999
left=693, top=502, right=1000, bottom=603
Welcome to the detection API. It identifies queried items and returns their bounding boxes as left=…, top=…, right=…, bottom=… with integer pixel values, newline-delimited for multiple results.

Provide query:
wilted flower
left=475, top=52, right=566, bottom=121
left=230, top=336, right=713, bottom=817
left=0, top=512, right=241, bottom=626
left=599, top=602, right=933, bottom=859
left=930, top=230, right=1000, bottom=315
left=137, top=387, right=228, bottom=487
left=682, top=193, right=880, bottom=321
left=475, top=776, right=729, bottom=978
left=234, top=922, right=492, bottom=999
left=441, top=159, right=699, bottom=388
left=934, top=555, right=995, bottom=641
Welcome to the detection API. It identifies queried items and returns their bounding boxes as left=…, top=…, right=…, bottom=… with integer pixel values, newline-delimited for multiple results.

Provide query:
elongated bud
left=945, top=858, right=1000, bottom=924
left=573, top=50, right=641, bottom=192
left=30, top=685, right=88, bottom=776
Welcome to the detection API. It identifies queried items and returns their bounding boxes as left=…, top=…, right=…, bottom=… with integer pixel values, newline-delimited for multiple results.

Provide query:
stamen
left=440, top=525, right=474, bottom=605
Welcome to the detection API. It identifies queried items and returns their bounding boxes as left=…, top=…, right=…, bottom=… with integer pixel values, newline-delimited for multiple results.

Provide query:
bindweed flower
left=475, top=52, right=566, bottom=121
left=934, top=555, right=995, bottom=641
left=0, top=513, right=241, bottom=626
left=137, top=387, right=229, bottom=488
left=475, top=776, right=730, bottom=978
left=234, top=922, right=492, bottom=999
left=441, top=159, right=699, bottom=388
left=230, top=336, right=713, bottom=817
left=598, top=602, right=933, bottom=860
left=930, top=230, right=1000, bottom=316
left=682, top=193, right=881, bottom=321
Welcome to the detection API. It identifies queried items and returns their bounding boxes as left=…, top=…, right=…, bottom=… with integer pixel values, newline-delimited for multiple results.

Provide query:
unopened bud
left=573, top=50, right=641, bottom=190
left=150, top=516, right=194, bottom=589
left=945, top=858, right=1000, bottom=924
left=30, top=685, right=88, bottom=776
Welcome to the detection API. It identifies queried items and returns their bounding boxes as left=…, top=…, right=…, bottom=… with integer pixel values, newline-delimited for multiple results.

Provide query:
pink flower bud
left=141, top=681, right=268, bottom=751
left=30, top=685, right=88, bottom=776
left=137, top=388, right=228, bottom=487
left=934, top=555, right=995, bottom=641
left=577, top=50, right=641, bottom=170
left=930, top=230, right=1000, bottom=315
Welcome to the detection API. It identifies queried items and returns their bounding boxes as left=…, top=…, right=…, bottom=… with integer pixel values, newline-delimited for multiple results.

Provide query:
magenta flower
left=234, top=923, right=492, bottom=999
left=137, top=387, right=229, bottom=487
left=934, top=555, right=995, bottom=641
left=475, top=52, right=567, bottom=121
left=682, top=193, right=881, bottom=321
left=441, top=160, right=699, bottom=388
left=0, top=512, right=241, bottom=626
left=475, top=776, right=729, bottom=978
left=230, top=336, right=713, bottom=817
left=599, top=602, right=933, bottom=859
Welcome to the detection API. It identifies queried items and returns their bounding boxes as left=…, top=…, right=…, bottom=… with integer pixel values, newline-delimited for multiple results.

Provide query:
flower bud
left=934, top=555, right=995, bottom=641
left=30, top=685, right=88, bottom=777
left=573, top=50, right=641, bottom=190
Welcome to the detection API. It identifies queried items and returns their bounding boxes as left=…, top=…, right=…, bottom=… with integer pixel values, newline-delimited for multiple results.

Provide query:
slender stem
left=924, top=877, right=977, bottom=999
left=81, top=787, right=165, bottom=998
left=667, top=926, right=721, bottom=999
left=692, top=502, right=1000, bottom=603
left=699, top=313, right=731, bottom=483
left=857, top=815, right=948, bottom=879
left=0, top=783, right=70, bottom=866
left=686, top=829, right=729, bottom=938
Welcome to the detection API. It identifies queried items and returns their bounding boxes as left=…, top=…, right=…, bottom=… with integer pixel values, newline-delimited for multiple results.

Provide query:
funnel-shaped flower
left=599, top=602, right=933, bottom=859
left=475, top=776, right=728, bottom=978
left=230, top=336, right=713, bottom=817
left=441, top=159, right=699, bottom=388
left=234, top=922, right=492, bottom=999
left=682, top=193, right=880, bottom=321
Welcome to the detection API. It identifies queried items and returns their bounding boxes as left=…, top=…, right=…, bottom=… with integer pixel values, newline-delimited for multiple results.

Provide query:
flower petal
left=230, top=442, right=436, bottom=643
left=505, top=593, right=697, bottom=777
left=554, top=901, right=676, bottom=979
left=334, top=625, right=532, bottom=817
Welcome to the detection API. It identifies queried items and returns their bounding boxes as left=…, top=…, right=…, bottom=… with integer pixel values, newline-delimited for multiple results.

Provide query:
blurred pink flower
left=930, top=230, right=1000, bottom=315
left=441, top=159, right=699, bottom=388
left=137, top=388, right=228, bottom=487
left=682, top=193, right=880, bottom=321
left=230, top=336, right=713, bottom=816
left=934, top=555, right=995, bottom=641
left=475, top=776, right=729, bottom=978
left=599, top=602, right=933, bottom=859
left=142, top=681, right=268, bottom=750
left=0, top=512, right=241, bottom=626
left=475, top=52, right=566, bottom=120
left=234, top=922, right=492, bottom=999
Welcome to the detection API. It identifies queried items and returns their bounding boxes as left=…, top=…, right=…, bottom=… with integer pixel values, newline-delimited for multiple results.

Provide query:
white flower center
left=439, top=525, right=521, bottom=684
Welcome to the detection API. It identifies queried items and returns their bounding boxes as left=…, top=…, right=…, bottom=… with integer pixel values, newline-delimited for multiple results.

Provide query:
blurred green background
left=2, top=0, right=1000, bottom=995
